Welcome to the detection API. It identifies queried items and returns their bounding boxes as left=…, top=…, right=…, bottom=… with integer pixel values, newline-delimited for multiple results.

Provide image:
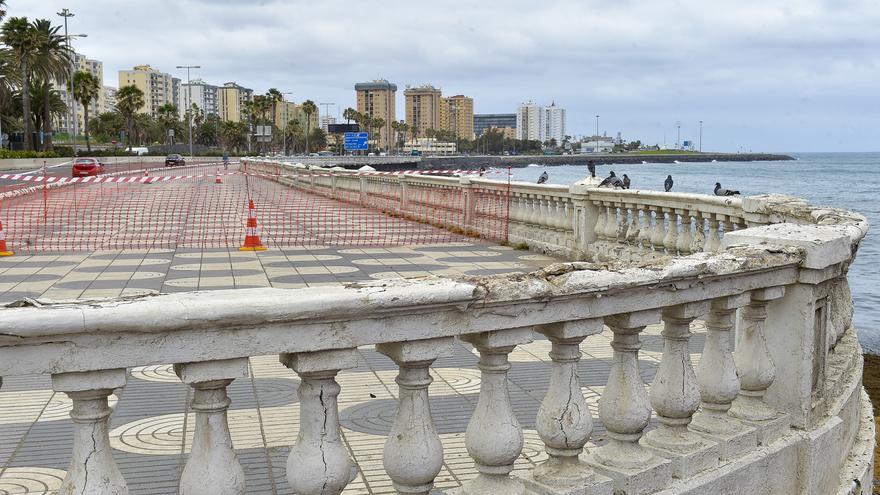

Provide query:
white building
left=54, top=52, right=105, bottom=135
left=543, top=101, right=566, bottom=145
left=320, top=115, right=337, bottom=132
left=178, top=78, right=220, bottom=119
left=404, top=137, right=456, bottom=155
left=516, top=101, right=543, bottom=141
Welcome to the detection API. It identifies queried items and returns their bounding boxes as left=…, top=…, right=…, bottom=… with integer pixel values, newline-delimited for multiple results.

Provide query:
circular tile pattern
left=130, top=364, right=180, bottom=383
left=0, top=467, right=66, bottom=494
left=39, top=393, right=119, bottom=422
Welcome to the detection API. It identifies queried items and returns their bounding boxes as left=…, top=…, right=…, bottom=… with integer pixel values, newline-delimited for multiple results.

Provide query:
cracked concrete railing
left=0, top=197, right=872, bottom=494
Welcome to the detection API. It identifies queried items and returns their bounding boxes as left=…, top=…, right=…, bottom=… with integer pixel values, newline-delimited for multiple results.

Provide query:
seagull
left=587, top=160, right=596, bottom=178
left=664, top=175, right=673, bottom=192
left=537, top=171, right=549, bottom=184
left=598, top=171, right=624, bottom=188
left=714, top=182, right=740, bottom=196
left=622, top=174, right=631, bottom=189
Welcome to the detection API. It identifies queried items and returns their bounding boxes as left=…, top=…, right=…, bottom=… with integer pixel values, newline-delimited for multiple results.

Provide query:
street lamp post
left=595, top=114, right=600, bottom=153
left=0, top=75, right=5, bottom=149
left=281, top=91, right=293, bottom=155
left=57, top=9, right=86, bottom=156
left=676, top=121, right=681, bottom=150
left=699, top=120, right=703, bottom=152
left=176, top=65, right=200, bottom=160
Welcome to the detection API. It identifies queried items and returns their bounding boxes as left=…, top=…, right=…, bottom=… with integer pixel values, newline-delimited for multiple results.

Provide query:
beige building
left=117, top=64, right=180, bottom=116
left=404, top=85, right=441, bottom=138
left=274, top=100, right=319, bottom=132
left=219, top=82, right=253, bottom=123
left=54, top=52, right=106, bottom=135
left=355, top=79, right=397, bottom=150
left=439, top=94, right=474, bottom=140
left=484, top=126, right=516, bottom=140
left=404, top=137, right=456, bottom=155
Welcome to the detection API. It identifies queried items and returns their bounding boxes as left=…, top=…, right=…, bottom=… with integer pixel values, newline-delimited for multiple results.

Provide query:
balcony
left=0, top=160, right=872, bottom=495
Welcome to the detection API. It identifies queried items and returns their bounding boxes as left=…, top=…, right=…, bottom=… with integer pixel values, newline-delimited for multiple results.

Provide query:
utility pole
left=699, top=120, right=703, bottom=152
left=176, top=65, right=200, bottom=159
left=319, top=102, right=335, bottom=154
left=281, top=91, right=293, bottom=155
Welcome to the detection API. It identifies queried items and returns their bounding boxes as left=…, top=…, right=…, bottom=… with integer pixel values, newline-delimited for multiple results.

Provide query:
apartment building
left=218, top=82, right=254, bottom=123
left=544, top=102, right=566, bottom=144
left=178, top=78, right=220, bottom=119
left=355, top=79, right=397, bottom=150
left=474, top=113, right=516, bottom=137
left=117, top=65, right=180, bottom=116
left=439, top=94, right=474, bottom=140
left=516, top=101, right=544, bottom=141
left=55, top=52, right=106, bottom=134
left=404, top=85, right=441, bottom=137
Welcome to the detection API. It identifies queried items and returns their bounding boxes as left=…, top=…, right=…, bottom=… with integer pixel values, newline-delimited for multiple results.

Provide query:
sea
left=506, top=152, right=880, bottom=353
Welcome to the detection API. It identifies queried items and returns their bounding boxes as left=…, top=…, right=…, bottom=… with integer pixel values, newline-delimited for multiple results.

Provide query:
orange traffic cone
left=0, top=219, right=13, bottom=257
left=239, top=199, right=267, bottom=251
left=143, top=170, right=149, bottom=177
left=215, top=168, right=222, bottom=184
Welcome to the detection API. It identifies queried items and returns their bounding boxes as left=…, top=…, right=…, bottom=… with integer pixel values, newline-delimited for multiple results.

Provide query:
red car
left=71, top=157, right=106, bottom=177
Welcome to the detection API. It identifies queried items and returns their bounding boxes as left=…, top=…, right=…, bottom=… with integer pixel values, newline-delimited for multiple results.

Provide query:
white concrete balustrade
left=0, top=163, right=873, bottom=494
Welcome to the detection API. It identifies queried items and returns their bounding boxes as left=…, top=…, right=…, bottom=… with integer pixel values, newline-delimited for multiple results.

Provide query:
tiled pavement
left=0, top=243, right=556, bottom=303
left=0, top=319, right=707, bottom=494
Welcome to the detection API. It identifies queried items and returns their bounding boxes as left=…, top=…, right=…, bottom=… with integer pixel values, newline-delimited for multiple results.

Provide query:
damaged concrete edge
left=0, top=244, right=804, bottom=342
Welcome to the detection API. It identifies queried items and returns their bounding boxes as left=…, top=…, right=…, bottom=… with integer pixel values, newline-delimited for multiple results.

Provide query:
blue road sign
left=344, top=132, right=369, bottom=151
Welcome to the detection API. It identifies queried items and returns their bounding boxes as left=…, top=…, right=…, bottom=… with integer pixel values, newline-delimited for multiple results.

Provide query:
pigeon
left=622, top=174, right=631, bottom=189
left=714, top=182, right=740, bottom=196
left=537, top=171, right=549, bottom=184
left=587, top=160, right=596, bottom=178
left=664, top=175, right=673, bottom=192
left=598, top=171, right=624, bottom=188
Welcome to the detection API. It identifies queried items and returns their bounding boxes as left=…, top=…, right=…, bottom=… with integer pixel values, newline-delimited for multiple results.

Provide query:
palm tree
left=300, top=99, right=317, bottom=153
left=31, top=18, right=70, bottom=151
left=267, top=88, right=282, bottom=127
left=22, top=80, right=66, bottom=141
left=70, top=70, right=100, bottom=151
left=156, top=103, right=178, bottom=151
left=115, top=84, right=145, bottom=148
left=2, top=17, right=38, bottom=150
left=371, top=117, right=385, bottom=152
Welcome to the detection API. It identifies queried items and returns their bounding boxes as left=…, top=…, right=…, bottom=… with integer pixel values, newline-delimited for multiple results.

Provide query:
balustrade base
left=448, top=474, right=526, bottom=495
left=689, top=414, right=758, bottom=460
left=516, top=465, right=613, bottom=495
left=728, top=412, right=791, bottom=446
left=639, top=435, right=720, bottom=479
left=583, top=452, right=671, bottom=495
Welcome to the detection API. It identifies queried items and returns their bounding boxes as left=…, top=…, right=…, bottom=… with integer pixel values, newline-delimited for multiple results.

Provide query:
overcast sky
left=13, top=0, right=880, bottom=152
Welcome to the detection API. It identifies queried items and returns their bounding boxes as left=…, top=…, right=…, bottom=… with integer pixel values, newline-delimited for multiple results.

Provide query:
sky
left=12, top=0, right=880, bottom=152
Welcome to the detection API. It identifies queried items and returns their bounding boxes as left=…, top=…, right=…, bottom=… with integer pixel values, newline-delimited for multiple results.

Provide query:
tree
left=31, top=18, right=70, bottom=151
left=2, top=17, right=38, bottom=150
left=115, top=84, right=145, bottom=148
left=371, top=117, right=384, bottom=152
left=300, top=99, right=317, bottom=153
left=156, top=103, right=178, bottom=151
left=71, top=70, right=100, bottom=151
left=343, top=107, right=357, bottom=124
left=23, top=80, right=65, bottom=143
left=267, top=88, right=282, bottom=127
left=88, top=112, right=123, bottom=143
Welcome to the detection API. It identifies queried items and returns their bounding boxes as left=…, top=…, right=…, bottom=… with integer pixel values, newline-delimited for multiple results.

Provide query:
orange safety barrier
left=239, top=199, right=267, bottom=251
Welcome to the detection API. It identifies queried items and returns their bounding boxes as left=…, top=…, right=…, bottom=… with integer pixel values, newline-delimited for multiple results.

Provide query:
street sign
left=344, top=132, right=369, bottom=151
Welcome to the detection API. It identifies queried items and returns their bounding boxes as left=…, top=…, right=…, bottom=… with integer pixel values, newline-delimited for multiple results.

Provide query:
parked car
left=71, top=157, right=106, bottom=177
left=165, top=154, right=185, bottom=167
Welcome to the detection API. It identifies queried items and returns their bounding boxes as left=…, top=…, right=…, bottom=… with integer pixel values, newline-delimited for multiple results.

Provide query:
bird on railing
left=714, top=182, right=740, bottom=196
left=598, top=171, right=625, bottom=188
left=665, top=175, right=673, bottom=192
left=537, top=171, right=549, bottom=184
left=622, top=174, right=631, bottom=189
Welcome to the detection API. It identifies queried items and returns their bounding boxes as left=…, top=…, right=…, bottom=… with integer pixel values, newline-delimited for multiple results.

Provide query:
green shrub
left=514, top=242, right=530, bottom=250
left=0, top=150, right=59, bottom=159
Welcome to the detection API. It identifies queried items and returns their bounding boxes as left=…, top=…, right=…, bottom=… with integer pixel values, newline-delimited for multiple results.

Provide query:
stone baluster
left=638, top=206, right=653, bottom=249
left=690, top=211, right=705, bottom=252
left=377, top=338, right=454, bottom=495
left=625, top=205, right=640, bottom=244
left=529, top=195, right=542, bottom=226
left=690, top=294, right=757, bottom=459
left=604, top=204, right=619, bottom=241
left=729, top=287, right=791, bottom=445
left=52, top=369, right=129, bottom=495
left=458, top=328, right=533, bottom=495
left=520, top=320, right=613, bottom=494
left=539, top=196, right=552, bottom=229
left=174, top=359, right=248, bottom=495
left=650, top=207, right=666, bottom=251
left=675, top=210, right=692, bottom=254
left=704, top=215, right=722, bottom=252
left=551, top=198, right=564, bottom=230
left=586, top=310, right=671, bottom=494
left=594, top=201, right=607, bottom=241
left=662, top=208, right=678, bottom=253
left=281, top=349, right=358, bottom=495
left=641, top=303, right=719, bottom=478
